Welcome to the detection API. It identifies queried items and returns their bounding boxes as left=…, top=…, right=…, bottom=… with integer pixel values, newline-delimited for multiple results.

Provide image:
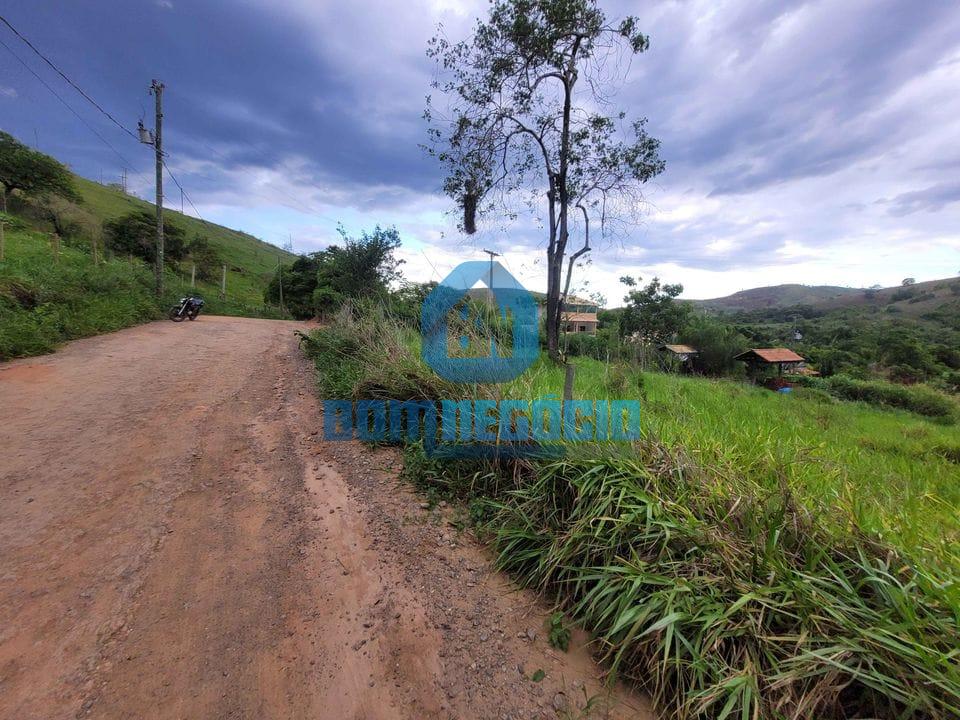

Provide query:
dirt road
left=0, top=316, right=650, bottom=720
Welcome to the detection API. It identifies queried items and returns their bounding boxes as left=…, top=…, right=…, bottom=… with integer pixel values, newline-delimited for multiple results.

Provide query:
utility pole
left=121, top=168, right=127, bottom=194
left=481, top=249, right=500, bottom=303
left=180, top=188, right=184, bottom=214
left=140, top=80, right=165, bottom=296
left=152, top=80, right=164, bottom=297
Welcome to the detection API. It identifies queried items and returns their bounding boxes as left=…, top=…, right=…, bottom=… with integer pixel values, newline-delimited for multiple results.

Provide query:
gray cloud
left=884, top=181, right=960, bottom=216
left=2, top=0, right=959, bottom=289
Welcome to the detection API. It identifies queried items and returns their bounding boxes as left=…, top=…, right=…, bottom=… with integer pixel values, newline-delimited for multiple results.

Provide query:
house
left=734, top=348, right=805, bottom=377
left=560, top=296, right=599, bottom=334
left=467, top=289, right=600, bottom=334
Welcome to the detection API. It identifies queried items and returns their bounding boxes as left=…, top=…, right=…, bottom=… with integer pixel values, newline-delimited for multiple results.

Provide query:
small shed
left=659, top=344, right=698, bottom=361
left=734, top=348, right=805, bottom=376
left=658, top=344, right=699, bottom=372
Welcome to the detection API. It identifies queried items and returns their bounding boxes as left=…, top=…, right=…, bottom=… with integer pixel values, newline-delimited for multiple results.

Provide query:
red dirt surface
left=0, top=316, right=652, bottom=720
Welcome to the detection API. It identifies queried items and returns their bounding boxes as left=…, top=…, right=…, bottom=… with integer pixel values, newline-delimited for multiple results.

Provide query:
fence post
left=219, top=263, right=226, bottom=299
left=0, top=221, right=5, bottom=263
left=191, top=262, right=196, bottom=288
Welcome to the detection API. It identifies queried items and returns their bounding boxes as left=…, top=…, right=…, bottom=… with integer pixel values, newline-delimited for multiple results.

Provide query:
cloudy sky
left=2, top=0, right=959, bottom=302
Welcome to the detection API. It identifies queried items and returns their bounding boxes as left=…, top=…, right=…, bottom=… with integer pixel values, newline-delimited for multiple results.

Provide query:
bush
left=891, top=287, right=916, bottom=302
left=103, top=210, right=188, bottom=264
left=186, top=235, right=222, bottom=281
left=820, top=374, right=955, bottom=419
left=678, top=314, right=749, bottom=376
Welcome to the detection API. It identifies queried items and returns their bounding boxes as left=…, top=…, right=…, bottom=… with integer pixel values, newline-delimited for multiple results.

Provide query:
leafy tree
left=877, top=332, right=936, bottom=380
left=265, top=226, right=404, bottom=319
left=316, top=225, right=403, bottom=300
left=618, top=275, right=689, bottom=344
left=266, top=254, right=321, bottom=319
left=390, top=281, right=439, bottom=326
left=425, top=0, right=664, bottom=358
left=0, top=131, right=79, bottom=211
left=902, top=277, right=916, bottom=286
left=103, top=211, right=187, bottom=264
left=678, top=315, right=749, bottom=376
left=186, top=236, right=222, bottom=281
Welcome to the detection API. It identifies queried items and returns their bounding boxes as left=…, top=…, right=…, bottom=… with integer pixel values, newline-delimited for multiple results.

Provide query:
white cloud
left=149, top=0, right=960, bottom=300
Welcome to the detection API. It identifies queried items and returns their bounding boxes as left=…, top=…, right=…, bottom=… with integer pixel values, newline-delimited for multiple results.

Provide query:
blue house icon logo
left=421, top=260, right=539, bottom=383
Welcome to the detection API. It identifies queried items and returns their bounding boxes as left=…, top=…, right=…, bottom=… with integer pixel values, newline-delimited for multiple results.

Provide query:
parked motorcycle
left=169, top=295, right=205, bottom=322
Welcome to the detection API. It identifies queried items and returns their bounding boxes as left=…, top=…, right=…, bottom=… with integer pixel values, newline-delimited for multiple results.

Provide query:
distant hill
left=694, top=284, right=861, bottom=312
left=694, top=278, right=960, bottom=320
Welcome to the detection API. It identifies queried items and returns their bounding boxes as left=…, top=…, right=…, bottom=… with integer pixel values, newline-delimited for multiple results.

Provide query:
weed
left=547, top=611, right=571, bottom=652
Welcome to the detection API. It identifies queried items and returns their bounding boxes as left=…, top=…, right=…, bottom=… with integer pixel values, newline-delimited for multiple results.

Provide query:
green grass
left=301, top=306, right=960, bottom=719
left=503, top=357, right=960, bottom=570
left=0, top=225, right=287, bottom=361
left=0, top=226, right=162, bottom=359
left=73, top=176, right=294, bottom=306
left=0, top=175, right=296, bottom=360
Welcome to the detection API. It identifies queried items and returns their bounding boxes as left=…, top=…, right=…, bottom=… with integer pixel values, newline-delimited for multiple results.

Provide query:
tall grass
left=0, top=226, right=289, bottom=360
left=303, top=307, right=960, bottom=719
left=0, top=227, right=163, bottom=359
left=487, top=452, right=960, bottom=719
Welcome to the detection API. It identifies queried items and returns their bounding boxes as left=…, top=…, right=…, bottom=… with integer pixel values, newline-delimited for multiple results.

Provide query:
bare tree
left=424, top=0, right=665, bottom=358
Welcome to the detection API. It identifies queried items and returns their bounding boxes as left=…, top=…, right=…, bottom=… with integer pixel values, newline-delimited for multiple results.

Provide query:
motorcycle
left=169, top=295, right=205, bottom=322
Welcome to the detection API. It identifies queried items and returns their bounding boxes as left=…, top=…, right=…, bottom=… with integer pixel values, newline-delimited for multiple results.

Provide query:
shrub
left=821, top=374, right=955, bottom=419
left=103, top=210, right=188, bottom=264
left=678, top=314, right=749, bottom=376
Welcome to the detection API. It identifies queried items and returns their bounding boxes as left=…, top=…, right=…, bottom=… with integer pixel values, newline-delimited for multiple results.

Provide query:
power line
left=0, top=13, right=140, bottom=142
left=0, top=35, right=141, bottom=174
left=0, top=14, right=288, bottom=232
left=161, top=159, right=205, bottom=222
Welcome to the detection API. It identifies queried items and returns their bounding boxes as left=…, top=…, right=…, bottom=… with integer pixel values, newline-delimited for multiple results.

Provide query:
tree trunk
left=545, top=179, right=561, bottom=359
left=545, top=39, right=580, bottom=362
left=546, top=254, right=561, bottom=358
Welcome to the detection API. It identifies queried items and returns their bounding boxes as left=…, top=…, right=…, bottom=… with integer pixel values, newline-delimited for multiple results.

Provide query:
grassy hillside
left=505, top=356, right=959, bottom=566
left=0, top=222, right=163, bottom=358
left=73, top=175, right=294, bottom=306
left=1, top=171, right=296, bottom=361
